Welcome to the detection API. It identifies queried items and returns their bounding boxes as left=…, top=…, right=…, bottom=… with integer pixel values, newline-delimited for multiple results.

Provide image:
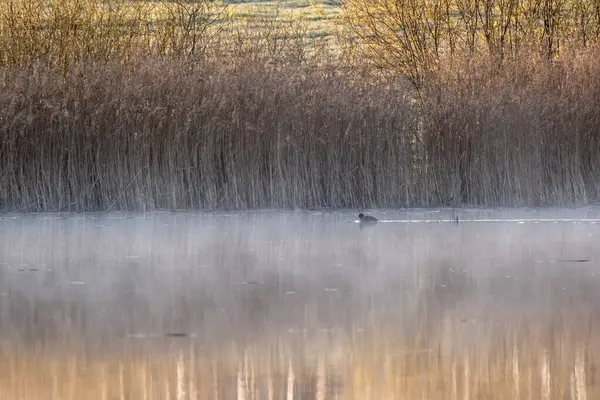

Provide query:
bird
left=358, top=213, right=378, bottom=226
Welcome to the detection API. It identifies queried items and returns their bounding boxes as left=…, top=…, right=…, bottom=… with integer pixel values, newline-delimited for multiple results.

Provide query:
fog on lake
left=1, top=208, right=599, bottom=399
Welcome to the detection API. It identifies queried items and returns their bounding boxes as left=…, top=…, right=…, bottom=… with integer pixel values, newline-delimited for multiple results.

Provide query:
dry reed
left=1, top=48, right=600, bottom=211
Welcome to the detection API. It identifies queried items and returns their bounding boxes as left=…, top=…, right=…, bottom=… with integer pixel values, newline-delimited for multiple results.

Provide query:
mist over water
left=1, top=209, right=600, bottom=398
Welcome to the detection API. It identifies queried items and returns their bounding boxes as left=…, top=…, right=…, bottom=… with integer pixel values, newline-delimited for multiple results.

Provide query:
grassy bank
left=1, top=50, right=600, bottom=211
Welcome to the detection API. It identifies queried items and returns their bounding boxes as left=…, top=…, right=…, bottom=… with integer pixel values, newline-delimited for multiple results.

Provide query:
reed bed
left=1, top=49, right=600, bottom=211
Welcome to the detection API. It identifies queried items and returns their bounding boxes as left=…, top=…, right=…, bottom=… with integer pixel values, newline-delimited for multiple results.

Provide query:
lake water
left=1, top=208, right=599, bottom=399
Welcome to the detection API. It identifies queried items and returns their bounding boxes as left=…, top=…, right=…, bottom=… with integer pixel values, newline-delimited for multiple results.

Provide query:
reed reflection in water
left=0, top=209, right=599, bottom=399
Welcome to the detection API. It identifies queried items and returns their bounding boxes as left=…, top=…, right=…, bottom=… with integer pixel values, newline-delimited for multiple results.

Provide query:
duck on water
left=358, top=213, right=378, bottom=227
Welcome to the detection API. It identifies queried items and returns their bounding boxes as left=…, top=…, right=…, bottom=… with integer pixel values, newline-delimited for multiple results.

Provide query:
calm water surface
left=1, top=209, right=600, bottom=399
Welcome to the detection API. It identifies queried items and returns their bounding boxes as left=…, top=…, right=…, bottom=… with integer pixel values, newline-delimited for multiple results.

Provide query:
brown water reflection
left=0, top=209, right=599, bottom=399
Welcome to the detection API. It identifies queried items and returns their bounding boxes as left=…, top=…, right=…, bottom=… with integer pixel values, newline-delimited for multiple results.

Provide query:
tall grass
left=1, top=49, right=600, bottom=211
left=422, top=50, right=600, bottom=206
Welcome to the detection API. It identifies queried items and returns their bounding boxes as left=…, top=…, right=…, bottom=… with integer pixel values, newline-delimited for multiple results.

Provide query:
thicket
left=345, top=0, right=600, bottom=85
left=0, top=0, right=599, bottom=211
